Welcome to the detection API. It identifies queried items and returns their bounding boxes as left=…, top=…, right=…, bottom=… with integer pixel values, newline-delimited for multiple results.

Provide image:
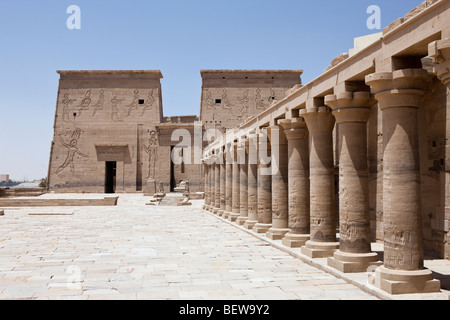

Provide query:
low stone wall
left=0, top=188, right=46, bottom=198
left=0, top=196, right=118, bottom=207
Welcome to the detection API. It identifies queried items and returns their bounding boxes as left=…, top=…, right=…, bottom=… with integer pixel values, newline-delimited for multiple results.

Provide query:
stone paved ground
left=0, top=193, right=446, bottom=300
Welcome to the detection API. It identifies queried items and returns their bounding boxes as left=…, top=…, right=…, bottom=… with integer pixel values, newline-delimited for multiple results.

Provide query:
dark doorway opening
left=105, top=161, right=117, bottom=194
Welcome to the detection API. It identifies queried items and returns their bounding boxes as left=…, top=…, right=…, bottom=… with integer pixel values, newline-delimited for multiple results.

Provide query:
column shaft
left=279, top=117, right=310, bottom=247
left=237, top=141, right=249, bottom=225
left=325, top=91, right=380, bottom=273
left=366, top=68, right=440, bottom=294
left=219, top=160, right=226, bottom=216
left=267, top=125, right=290, bottom=240
left=253, top=129, right=272, bottom=233
left=300, top=107, right=339, bottom=258
left=244, top=134, right=258, bottom=230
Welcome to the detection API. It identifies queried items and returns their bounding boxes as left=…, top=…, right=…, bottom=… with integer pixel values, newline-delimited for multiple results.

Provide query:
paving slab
left=0, top=194, right=445, bottom=300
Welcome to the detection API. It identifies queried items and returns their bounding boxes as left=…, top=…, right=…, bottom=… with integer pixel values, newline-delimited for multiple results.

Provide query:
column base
left=282, top=233, right=310, bottom=248
left=212, top=208, right=219, bottom=214
left=223, top=211, right=231, bottom=219
left=228, top=213, right=240, bottom=222
left=301, top=240, right=339, bottom=258
left=266, top=227, right=290, bottom=240
left=253, top=223, right=272, bottom=234
left=243, top=219, right=257, bottom=230
left=368, top=266, right=441, bottom=295
left=236, top=216, right=248, bottom=226
left=327, top=251, right=381, bottom=273
left=217, top=210, right=225, bottom=216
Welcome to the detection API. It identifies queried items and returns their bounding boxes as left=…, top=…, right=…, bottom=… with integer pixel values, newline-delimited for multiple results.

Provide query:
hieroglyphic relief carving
left=144, top=130, right=158, bottom=179
left=77, top=90, right=92, bottom=116
left=61, top=93, right=76, bottom=122
left=204, top=89, right=215, bottom=110
left=55, top=128, right=88, bottom=174
left=126, top=89, right=140, bottom=116
left=140, top=89, right=156, bottom=116
left=111, top=96, right=124, bottom=122
left=255, top=88, right=267, bottom=110
left=91, top=90, right=105, bottom=117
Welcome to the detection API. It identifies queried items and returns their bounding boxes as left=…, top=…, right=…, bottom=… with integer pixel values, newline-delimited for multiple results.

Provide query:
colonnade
left=203, top=40, right=450, bottom=295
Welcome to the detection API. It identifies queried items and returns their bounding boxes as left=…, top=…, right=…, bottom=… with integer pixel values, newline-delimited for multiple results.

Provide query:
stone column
left=325, top=91, right=380, bottom=273
left=229, top=144, right=241, bottom=222
left=300, top=107, right=339, bottom=258
left=253, top=128, right=272, bottom=233
left=279, top=117, right=310, bottom=248
left=237, top=139, right=249, bottom=225
left=266, top=124, right=290, bottom=240
left=209, top=156, right=216, bottom=213
left=213, top=157, right=221, bottom=214
left=223, top=145, right=233, bottom=219
left=244, top=133, right=259, bottom=230
left=366, top=68, right=440, bottom=294
left=219, top=149, right=226, bottom=216
left=429, top=38, right=450, bottom=260
left=203, top=162, right=209, bottom=210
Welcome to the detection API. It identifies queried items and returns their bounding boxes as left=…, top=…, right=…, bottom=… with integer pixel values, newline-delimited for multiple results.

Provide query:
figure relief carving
left=111, top=95, right=125, bottom=122
left=237, top=89, right=249, bottom=118
left=255, top=88, right=267, bottom=110
left=55, top=128, right=88, bottom=175
left=76, top=90, right=92, bottom=116
left=61, top=93, right=76, bottom=122
left=204, top=89, right=215, bottom=110
left=145, top=130, right=159, bottom=179
left=268, top=88, right=276, bottom=102
left=91, top=90, right=105, bottom=117
left=126, top=89, right=140, bottom=116
left=140, top=89, right=156, bottom=116
left=222, top=89, right=233, bottom=109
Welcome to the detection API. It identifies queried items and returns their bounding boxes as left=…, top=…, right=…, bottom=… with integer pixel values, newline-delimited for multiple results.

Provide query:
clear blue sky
left=0, top=0, right=424, bottom=181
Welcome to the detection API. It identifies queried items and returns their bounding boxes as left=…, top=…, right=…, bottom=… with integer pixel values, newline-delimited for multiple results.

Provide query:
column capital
left=278, top=117, right=308, bottom=141
left=324, top=91, right=373, bottom=124
left=365, top=68, right=431, bottom=110
left=299, top=106, right=335, bottom=133
left=428, top=38, right=450, bottom=88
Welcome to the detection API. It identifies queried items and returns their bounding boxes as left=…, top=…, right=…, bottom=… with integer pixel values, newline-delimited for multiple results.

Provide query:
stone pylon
left=237, top=138, right=249, bottom=226
left=229, top=144, right=241, bottom=222
left=253, top=128, right=272, bottom=233
left=266, top=124, right=290, bottom=240
left=279, top=117, right=310, bottom=248
left=325, top=90, right=381, bottom=273
left=244, top=133, right=259, bottom=230
left=366, top=68, right=441, bottom=294
left=300, top=107, right=339, bottom=258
